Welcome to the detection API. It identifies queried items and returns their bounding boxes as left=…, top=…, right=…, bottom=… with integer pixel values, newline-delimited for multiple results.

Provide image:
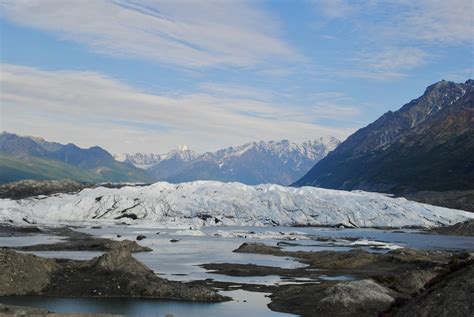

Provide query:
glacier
left=0, top=181, right=472, bottom=228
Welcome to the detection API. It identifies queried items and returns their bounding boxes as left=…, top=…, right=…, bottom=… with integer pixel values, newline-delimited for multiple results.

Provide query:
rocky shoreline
left=200, top=242, right=472, bottom=317
left=428, top=219, right=474, bottom=236
left=1, top=223, right=473, bottom=316
left=1, top=225, right=151, bottom=253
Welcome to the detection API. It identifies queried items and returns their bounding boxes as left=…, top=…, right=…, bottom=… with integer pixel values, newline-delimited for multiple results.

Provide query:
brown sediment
left=0, top=247, right=228, bottom=303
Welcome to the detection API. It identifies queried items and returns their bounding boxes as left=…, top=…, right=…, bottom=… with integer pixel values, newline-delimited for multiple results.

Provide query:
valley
left=2, top=1, right=473, bottom=315
left=1, top=78, right=472, bottom=317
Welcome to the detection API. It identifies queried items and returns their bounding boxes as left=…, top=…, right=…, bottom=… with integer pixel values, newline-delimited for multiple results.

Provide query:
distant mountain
left=294, top=79, right=474, bottom=194
left=116, top=145, right=197, bottom=169
left=117, top=138, right=340, bottom=185
left=0, top=132, right=153, bottom=184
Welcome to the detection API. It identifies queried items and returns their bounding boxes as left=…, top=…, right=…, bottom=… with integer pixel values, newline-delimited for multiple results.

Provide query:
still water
left=0, top=290, right=295, bottom=317
left=2, top=225, right=473, bottom=316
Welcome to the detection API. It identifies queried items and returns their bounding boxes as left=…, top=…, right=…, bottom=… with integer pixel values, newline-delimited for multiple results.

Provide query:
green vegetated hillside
left=0, top=133, right=153, bottom=184
left=0, top=153, right=103, bottom=183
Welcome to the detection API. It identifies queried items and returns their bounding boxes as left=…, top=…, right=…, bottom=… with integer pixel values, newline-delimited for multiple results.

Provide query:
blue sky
left=0, top=0, right=472, bottom=154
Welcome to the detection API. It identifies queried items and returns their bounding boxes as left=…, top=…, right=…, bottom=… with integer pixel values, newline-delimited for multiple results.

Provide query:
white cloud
left=0, top=0, right=301, bottom=68
left=0, top=64, right=353, bottom=154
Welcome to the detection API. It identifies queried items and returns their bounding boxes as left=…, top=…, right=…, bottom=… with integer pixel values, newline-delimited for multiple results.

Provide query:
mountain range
left=0, top=132, right=153, bottom=184
left=3, top=78, right=471, bottom=205
left=0, top=132, right=339, bottom=186
left=294, top=79, right=474, bottom=196
left=116, top=138, right=340, bottom=185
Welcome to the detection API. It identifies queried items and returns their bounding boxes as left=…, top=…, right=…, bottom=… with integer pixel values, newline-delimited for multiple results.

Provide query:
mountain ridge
left=294, top=79, right=474, bottom=195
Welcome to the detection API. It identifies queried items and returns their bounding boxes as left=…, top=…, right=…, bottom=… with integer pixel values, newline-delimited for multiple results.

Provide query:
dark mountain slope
left=294, top=79, right=474, bottom=194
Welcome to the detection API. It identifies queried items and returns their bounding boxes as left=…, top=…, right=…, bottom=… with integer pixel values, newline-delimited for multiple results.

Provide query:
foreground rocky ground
left=200, top=242, right=471, bottom=317
left=391, top=260, right=474, bottom=317
left=0, top=247, right=226, bottom=302
left=0, top=223, right=473, bottom=317
left=0, top=303, right=122, bottom=316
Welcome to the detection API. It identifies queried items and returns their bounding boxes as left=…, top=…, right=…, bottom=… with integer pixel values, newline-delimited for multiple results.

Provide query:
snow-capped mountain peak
left=165, top=145, right=197, bottom=161
left=114, top=145, right=197, bottom=170
left=176, top=144, right=189, bottom=151
left=117, top=138, right=341, bottom=185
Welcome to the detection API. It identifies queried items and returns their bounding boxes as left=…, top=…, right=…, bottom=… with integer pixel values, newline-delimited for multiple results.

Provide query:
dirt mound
left=318, top=279, right=394, bottom=315
left=233, top=242, right=282, bottom=255
left=269, top=279, right=395, bottom=317
left=0, top=250, right=58, bottom=296
left=0, top=249, right=227, bottom=303
left=393, top=262, right=474, bottom=317
left=430, top=219, right=474, bottom=236
left=91, top=248, right=152, bottom=274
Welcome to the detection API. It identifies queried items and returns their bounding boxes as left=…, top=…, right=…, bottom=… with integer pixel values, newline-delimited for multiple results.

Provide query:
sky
left=0, top=0, right=473, bottom=155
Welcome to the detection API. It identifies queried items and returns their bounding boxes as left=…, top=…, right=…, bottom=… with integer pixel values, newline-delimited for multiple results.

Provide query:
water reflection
left=0, top=290, right=295, bottom=317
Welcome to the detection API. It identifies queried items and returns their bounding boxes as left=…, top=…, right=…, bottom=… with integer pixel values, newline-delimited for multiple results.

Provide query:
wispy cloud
left=315, top=0, right=473, bottom=45
left=354, top=48, right=430, bottom=72
left=198, top=82, right=273, bottom=101
left=0, top=64, right=353, bottom=153
left=442, top=68, right=474, bottom=82
left=384, top=0, right=473, bottom=45
left=346, top=47, right=430, bottom=80
left=312, top=0, right=473, bottom=80
left=307, top=91, right=360, bottom=120
left=310, top=103, right=360, bottom=120
left=313, top=0, right=363, bottom=19
left=0, top=0, right=301, bottom=69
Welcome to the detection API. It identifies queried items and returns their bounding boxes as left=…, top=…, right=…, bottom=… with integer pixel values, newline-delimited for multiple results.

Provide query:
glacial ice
left=0, top=181, right=472, bottom=228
